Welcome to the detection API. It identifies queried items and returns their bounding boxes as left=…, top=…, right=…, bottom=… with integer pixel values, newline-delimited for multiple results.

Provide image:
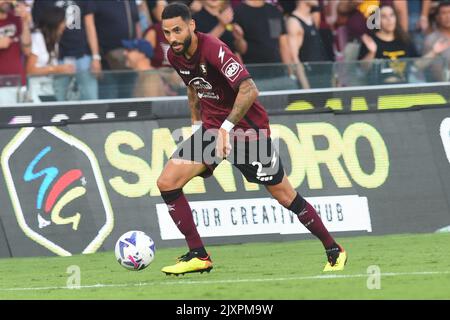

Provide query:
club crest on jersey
left=221, top=58, right=243, bottom=82
left=200, top=63, right=207, bottom=76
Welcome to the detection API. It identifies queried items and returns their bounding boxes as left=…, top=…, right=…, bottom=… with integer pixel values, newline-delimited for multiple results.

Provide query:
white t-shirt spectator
left=29, top=29, right=58, bottom=102
left=31, top=30, right=58, bottom=67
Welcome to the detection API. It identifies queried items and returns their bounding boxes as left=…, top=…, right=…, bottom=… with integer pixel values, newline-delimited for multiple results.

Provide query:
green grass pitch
left=0, top=233, right=449, bottom=300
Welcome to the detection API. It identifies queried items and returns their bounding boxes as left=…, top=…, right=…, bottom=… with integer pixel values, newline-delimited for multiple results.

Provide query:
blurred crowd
left=1, top=0, right=450, bottom=103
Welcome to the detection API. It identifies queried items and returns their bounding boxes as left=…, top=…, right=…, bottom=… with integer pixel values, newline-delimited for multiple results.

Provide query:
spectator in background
left=122, top=38, right=167, bottom=97
left=287, top=0, right=332, bottom=88
left=26, top=6, right=75, bottom=101
left=147, top=0, right=168, bottom=24
left=86, top=0, right=141, bottom=99
left=359, top=5, right=418, bottom=61
left=0, top=0, right=31, bottom=88
left=193, top=0, right=237, bottom=53
left=359, top=4, right=449, bottom=84
left=136, top=0, right=151, bottom=32
left=278, top=0, right=297, bottom=15
left=428, top=0, right=445, bottom=29
left=233, top=0, right=290, bottom=65
left=189, top=0, right=203, bottom=12
left=278, top=0, right=338, bottom=51
left=230, top=0, right=242, bottom=9
left=32, top=0, right=99, bottom=101
left=145, top=0, right=171, bottom=68
left=164, top=0, right=202, bottom=13
left=233, top=0, right=296, bottom=90
left=393, top=0, right=432, bottom=54
left=338, top=0, right=407, bottom=41
left=424, top=2, right=450, bottom=80
left=144, top=0, right=183, bottom=94
left=317, top=0, right=339, bottom=61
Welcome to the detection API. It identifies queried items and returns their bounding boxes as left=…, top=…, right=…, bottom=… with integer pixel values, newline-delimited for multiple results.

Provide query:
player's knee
left=157, top=175, right=175, bottom=192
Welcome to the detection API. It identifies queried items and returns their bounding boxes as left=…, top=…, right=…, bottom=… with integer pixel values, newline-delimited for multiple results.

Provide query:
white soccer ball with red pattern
left=115, top=231, right=155, bottom=271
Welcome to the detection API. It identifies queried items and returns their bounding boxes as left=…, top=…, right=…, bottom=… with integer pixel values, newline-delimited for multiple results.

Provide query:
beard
left=171, top=35, right=192, bottom=56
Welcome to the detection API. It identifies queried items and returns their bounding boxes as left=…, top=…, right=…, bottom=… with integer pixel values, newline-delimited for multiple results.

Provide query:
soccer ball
left=115, top=231, right=155, bottom=271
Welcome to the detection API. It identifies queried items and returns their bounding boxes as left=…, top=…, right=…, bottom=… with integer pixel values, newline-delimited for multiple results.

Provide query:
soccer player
left=158, top=2, right=347, bottom=276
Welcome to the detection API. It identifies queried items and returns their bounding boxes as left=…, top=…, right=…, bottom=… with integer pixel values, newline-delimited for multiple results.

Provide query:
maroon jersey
left=0, top=13, right=25, bottom=85
left=146, top=22, right=171, bottom=68
left=167, top=32, right=270, bottom=136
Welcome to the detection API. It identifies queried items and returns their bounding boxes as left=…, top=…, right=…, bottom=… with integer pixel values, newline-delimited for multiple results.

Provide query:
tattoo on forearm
left=227, top=79, right=258, bottom=125
left=188, top=86, right=201, bottom=122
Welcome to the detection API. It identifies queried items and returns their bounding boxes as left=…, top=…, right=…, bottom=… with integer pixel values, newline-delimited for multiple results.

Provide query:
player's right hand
left=216, top=128, right=232, bottom=159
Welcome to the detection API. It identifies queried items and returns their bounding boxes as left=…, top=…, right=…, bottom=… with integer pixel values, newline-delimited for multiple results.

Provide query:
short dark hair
left=161, top=2, right=192, bottom=21
left=437, top=1, right=450, bottom=14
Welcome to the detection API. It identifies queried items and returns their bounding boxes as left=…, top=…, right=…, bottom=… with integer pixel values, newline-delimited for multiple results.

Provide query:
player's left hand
left=216, top=128, right=232, bottom=159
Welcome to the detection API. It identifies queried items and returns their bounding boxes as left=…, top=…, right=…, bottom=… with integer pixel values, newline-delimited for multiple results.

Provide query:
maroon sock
left=288, top=194, right=336, bottom=249
left=160, top=189, right=204, bottom=250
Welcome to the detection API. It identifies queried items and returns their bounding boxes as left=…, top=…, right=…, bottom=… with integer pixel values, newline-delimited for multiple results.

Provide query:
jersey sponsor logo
left=188, top=77, right=219, bottom=100
left=180, top=70, right=191, bottom=75
left=188, top=77, right=213, bottom=90
left=221, top=58, right=244, bottom=82
left=198, top=92, right=220, bottom=100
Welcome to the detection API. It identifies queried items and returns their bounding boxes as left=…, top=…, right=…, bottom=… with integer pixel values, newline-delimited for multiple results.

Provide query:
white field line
left=0, top=271, right=450, bottom=292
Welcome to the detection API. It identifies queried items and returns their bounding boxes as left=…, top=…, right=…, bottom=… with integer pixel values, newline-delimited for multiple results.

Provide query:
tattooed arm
left=187, top=85, right=201, bottom=125
left=226, top=78, right=259, bottom=125
left=216, top=78, right=259, bottom=158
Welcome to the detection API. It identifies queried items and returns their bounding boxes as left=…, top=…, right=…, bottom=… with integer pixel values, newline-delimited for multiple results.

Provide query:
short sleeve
left=31, top=32, right=50, bottom=67
left=31, top=32, right=44, bottom=56
left=279, top=10, right=287, bottom=35
left=407, top=42, right=419, bottom=58
left=86, top=0, right=97, bottom=14
left=82, top=0, right=95, bottom=15
left=359, top=41, right=369, bottom=60
left=205, top=37, right=251, bottom=90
